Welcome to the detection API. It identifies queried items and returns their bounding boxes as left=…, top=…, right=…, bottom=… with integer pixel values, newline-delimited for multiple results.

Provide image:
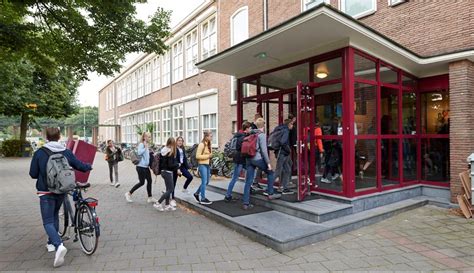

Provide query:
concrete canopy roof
left=196, top=4, right=474, bottom=79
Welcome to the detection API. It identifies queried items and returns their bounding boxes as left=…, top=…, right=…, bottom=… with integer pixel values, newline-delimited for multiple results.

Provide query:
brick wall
left=449, top=60, right=474, bottom=202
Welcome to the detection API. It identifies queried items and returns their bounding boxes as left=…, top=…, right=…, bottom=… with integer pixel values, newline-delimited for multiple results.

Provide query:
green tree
left=64, top=106, right=98, bottom=136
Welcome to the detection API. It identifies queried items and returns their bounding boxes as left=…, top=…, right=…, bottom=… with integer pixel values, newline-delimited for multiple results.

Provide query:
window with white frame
left=172, top=104, right=184, bottom=138
left=201, top=16, right=217, bottom=59
left=152, top=57, right=160, bottom=91
left=185, top=29, right=199, bottom=77
left=137, top=67, right=144, bottom=98
left=302, top=0, right=329, bottom=11
left=132, top=115, right=138, bottom=143
left=388, top=0, right=405, bottom=6
left=162, top=51, right=170, bottom=87
left=145, top=62, right=152, bottom=95
left=231, top=7, right=248, bottom=46
left=162, top=107, right=171, bottom=142
left=340, top=0, right=376, bottom=18
left=126, top=76, right=132, bottom=102
left=137, top=113, right=144, bottom=133
left=172, top=40, right=184, bottom=83
left=105, top=90, right=109, bottom=111
left=202, top=113, right=217, bottom=145
left=231, top=77, right=250, bottom=104
left=131, top=71, right=138, bottom=100
left=153, top=109, right=161, bottom=144
left=186, top=116, right=199, bottom=145
left=145, top=111, right=152, bottom=131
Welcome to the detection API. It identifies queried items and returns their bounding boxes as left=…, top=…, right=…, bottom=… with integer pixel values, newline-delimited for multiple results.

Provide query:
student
left=273, top=119, right=294, bottom=194
left=105, top=139, right=121, bottom=188
left=173, top=136, right=193, bottom=200
left=224, top=121, right=251, bottom=202
left=250, top=113, right=262, bottom=130
left=29, top=128, right=92, bottom=268
left=251, top=113, right=264, bottom=190
left=193, top=131, right=213, bottom=205
left=125, top=132, right=157, bottom=203
left=154, top=137, right=180, bottom=211
left=242, top=118, right=281, bottom=210
left=314, top=118, right=324, bottom=174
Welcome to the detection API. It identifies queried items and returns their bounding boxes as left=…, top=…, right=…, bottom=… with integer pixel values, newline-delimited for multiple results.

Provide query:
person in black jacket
left=154, top=137, right=180, bottom=212
left=172, top=136, right=193, bottom=204
left=105, top=140, right=121, bottom=188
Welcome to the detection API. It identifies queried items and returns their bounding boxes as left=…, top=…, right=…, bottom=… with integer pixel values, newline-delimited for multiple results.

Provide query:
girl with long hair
left=193, top=131, right=213, bottom=205
left=172, top=136, right=193, bottom=204
left=154, top=137, right=180, bottom=211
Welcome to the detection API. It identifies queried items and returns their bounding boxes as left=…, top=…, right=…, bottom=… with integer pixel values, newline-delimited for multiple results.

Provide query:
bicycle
left=58, top=182, right=100, bottom=255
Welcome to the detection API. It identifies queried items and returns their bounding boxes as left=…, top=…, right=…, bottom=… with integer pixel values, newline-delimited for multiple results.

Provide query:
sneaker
left=200, top=198, right=212, bottom=205
left=263, top=192, right=269, bottom=196
left=182, top=188, right=189, bottom=194
left=224, top=196, right=232, bottom=202
left=125, top=192, right=133, bottom=202
left=147, top=197, right=158, bottom=203
left=165, top=205, right=176, bottom=211
left=170, top=199, right=177, bottom=207
left=267, top=193, right=282, bottom=200
left=46, top=244, right=55, bottom=253
left=153, top=202, right=164, bottom=211
left=53, top=244, right=67, bottom=268
left=114, top=182, right=120, bottom=188
left=109, top=182, right=114, bottom=186
left=359, top=170, right=364, bottom=179
left=193, top=192, right=200, bottom=203
left=320, top=177, right=331, bottom=184
left=281, top=189, right=294, bottom=195
left=242, top=204, right=254, bottom=210
left=332, top=173, right=340, bottom=180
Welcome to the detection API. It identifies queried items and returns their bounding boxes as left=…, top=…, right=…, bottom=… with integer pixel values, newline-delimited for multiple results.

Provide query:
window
left=172, top=104, right=184, bottom=138
left=172, top=40, right=184, bottom=83
left=162, top=107, right=171, bottom=142
left=137, top=67, right=144, bottom=98
left=231, top=7, right=248, bottom=46
left=126, top=76, right=132, bottom=102
left=302, top=0, right=329, bottom=11
left=186, top=116, right=199, bottom=145
left=201, top=16, right=217, bottom=59
left=145, top=62, right=152, bottom=95
left=162, top=51, right=170, bottom=87
left=340, top=0, right=377, bottom=18
left=231, top=77, right=250, bottom=104
left=152, top=57, right=160, bottom=91
left=185, top=29, right=199, bottom=77
left=202, top=113, right=217, bottom=145
left=131, top=71, right=137, bottom=100
left=388, top=0, right=405, bottom=6
left=153, top=109, right=161, bottom=144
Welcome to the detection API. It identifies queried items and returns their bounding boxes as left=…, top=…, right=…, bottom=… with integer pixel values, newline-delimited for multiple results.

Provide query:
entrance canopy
left=197, top=4, right=474, bottom=79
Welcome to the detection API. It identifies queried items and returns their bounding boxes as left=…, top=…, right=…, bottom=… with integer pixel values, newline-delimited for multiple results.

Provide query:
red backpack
left=241, top=133, right=260, bottom=158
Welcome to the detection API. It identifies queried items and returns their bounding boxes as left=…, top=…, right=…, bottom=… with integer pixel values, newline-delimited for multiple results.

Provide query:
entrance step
left=175, top=187, right=429, bottom=252
left=206, top=180, right=353, bottom=223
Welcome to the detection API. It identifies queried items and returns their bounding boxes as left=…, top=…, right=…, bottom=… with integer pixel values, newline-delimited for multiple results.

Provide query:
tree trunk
left=20, top=113, right=28, bottom=142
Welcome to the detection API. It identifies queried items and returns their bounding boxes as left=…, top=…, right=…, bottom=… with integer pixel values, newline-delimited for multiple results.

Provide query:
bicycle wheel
left=223, top=161, right=234, bottom=178
left=76, top=204, right=99, bottom=255
left=58, top=202, right=68, bottom=237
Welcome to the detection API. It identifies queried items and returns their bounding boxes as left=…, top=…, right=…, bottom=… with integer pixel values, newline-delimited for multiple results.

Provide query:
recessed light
left=316, top=72, right=328, bottom=79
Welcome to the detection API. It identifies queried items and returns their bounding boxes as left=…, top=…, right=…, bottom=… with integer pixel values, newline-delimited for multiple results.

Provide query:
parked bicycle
left=58, top=182, right=100, bottom=255
left=186, top=147, right=233, bottom=178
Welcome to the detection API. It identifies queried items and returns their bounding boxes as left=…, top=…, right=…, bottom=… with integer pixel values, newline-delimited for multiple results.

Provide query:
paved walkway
left=1, top=153, right=474, bottom=272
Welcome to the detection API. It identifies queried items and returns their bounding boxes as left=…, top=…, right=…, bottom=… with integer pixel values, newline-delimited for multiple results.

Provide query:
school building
left=98, top=0, right=474, bottom=203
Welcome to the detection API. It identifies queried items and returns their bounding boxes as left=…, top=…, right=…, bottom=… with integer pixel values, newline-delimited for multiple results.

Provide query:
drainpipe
left=263, top=0, right=268, bottom=31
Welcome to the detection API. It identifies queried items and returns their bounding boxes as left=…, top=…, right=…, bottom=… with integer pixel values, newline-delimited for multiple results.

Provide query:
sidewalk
left=1, top=153, right=473, bottom=271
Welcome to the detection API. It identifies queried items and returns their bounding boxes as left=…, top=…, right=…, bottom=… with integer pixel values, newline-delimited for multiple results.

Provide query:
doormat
left=206, top=200, right=272, bottom=217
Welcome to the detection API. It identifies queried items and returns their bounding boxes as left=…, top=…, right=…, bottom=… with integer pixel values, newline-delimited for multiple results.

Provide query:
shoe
left=125, top=192, right=133, bottom=202
left=281, top=189, right=294, bottom=195
left=200, top=198, right=212, bottom=205
left=46, top=244, right=55, bottom=253
left=242, top=204, right=254, bottom=210
left=165, top=205, right=176, bottom=211
left=267, top=193, right=282, bottom=200
left=170, top=199, right=177, bottom=207
left=263, top=192, right=269, bottom=196
left=109, top=182, right=114, bottom=186
left=359, top=170, right=364, bottom=179
left=193, top=192, right=200, bottom=203
left=147, top=197, right=158, bottom=203
left=320, top=177, right=331, bottom=183
left=53, top=244, right=67, bottom=268
left=332, top=173, right=340, bottom=180
left=224, top=196, right=232, bottom=202
left=182, top=188, right=189, bottom=194
left=114, top=182, right=120, bottom=188
left=153, top=202, right=164, bottom=211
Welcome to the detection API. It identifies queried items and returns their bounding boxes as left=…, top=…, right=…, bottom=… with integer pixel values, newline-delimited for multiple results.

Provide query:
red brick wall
left=449, top=60, right=474, bottom=202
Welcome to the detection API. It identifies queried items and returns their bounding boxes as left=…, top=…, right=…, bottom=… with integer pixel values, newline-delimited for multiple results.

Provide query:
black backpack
left=268, top=126, right=286, bottom=151
left=224, top=134, right=241, bottom=158
left=189, top=143, right=199, bottom=168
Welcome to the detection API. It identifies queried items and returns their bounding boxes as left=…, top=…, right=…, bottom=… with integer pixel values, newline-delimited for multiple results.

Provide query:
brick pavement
left=1, top=153, right=474, bottom=271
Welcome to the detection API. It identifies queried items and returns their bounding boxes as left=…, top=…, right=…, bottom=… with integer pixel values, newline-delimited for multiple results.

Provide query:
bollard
left=467, top=153, right=474, bottom=205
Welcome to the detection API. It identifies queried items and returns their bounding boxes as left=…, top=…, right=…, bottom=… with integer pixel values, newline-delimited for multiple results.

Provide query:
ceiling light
left=316, top=72, right=328, bottom=79
left=255, top=52, right=267, bottom=59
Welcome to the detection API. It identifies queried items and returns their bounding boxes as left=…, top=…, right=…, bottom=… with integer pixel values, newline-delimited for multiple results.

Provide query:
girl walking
left=193, top=131, right=213, bottom=205
left=125, top=132, right=157, bottom=203
left=154, top=137, right=180, bottom=211
left=105, top=140, right=121, bottom=188
left=172, top=137, right=193, bottom=202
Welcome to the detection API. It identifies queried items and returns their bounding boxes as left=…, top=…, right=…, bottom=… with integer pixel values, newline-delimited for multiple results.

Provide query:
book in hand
left=71, top=140, right=96, bottom=183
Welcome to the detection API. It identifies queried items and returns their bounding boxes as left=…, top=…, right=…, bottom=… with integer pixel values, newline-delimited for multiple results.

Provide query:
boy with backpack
left=224, top=121, right=252, bottom=202
left=270, top=119, right=294, bottom=194
left=241, top=118, right=281, bottom=210
left=29, top=128, right=92, bottom=268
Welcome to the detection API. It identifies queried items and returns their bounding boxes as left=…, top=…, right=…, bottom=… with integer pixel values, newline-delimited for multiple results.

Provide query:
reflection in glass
left=354, top=54, right=376, bottom=81
left=421, top=91, right=449, bottom=134
left=382, top=139, right=399, bottom=186
left=380, top=65, right=399, bottom=85
left=354, top=83, right=377, bottom=135
left=356, top=139, right=377, bottom=191
left=318, top=140, right=343, bottom=192
left=381, top=87, right=398, bottom=134
left=421, top=138, right=449, bottom=182
left=315, top=91, right=342, bottom=135
left=402, top=93, right=416, bottom=135
left=402, top=74, right=416, bottom=88
left=403, top=138, right=417, bottom=181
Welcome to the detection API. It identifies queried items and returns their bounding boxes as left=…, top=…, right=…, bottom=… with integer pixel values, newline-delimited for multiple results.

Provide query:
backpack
left=150, top=152, right=162, bottom=175
left=241, top=133, right=260, bottom=158
left=189, top=143, right=199, bottom=168
left=267, top=126, right=286, bottom=151
left=42, top=148, right=76, bottom=194
left=130, top=149, right=141, bottom=165
left=224, top=134, right=241, bottom=158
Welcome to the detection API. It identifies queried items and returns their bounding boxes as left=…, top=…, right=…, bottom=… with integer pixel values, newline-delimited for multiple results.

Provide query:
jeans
left=243, top=159, right=275, bottom=205
left=225, top=163, right=243, bottom=198
left=39, top=194, right=64, bottom=248
left=108, top=161, right=118, bottom=183
left=195, top=164, right=210, bottom=200
left=158, top=171, right=174, bottom=205
left=172, top=167, right=193, bottom=198
left=275, top=151, right=292, bottom=190
left=130, top=166, right=153, bottom=197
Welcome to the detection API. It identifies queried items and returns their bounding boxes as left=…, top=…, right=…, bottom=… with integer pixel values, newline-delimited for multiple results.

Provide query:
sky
left=77, top=0, right=205, bottom=107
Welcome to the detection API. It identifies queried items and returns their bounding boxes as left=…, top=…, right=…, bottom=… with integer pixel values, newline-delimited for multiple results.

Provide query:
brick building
left=98, top=0, right=474, bottom=202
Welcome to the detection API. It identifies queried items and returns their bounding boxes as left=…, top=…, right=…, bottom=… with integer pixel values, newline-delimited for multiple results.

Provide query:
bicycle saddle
left=76, top=182, right=91, bottom=189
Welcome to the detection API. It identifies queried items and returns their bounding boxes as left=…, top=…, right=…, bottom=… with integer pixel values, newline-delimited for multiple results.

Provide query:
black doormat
left=206, top=200, right=272, bottom=217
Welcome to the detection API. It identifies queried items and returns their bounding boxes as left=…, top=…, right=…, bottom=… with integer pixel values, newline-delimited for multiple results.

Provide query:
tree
left=64, top=106, right=98, bottom=136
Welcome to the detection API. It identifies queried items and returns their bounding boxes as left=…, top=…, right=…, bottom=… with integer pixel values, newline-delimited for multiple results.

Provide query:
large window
left=302, top=0, right=329, bottom=11
left=126, top=76, right=132, bottom=102
left=186, top=116, right=199, bottom=145
left=153, top=109, right=161, bottom=144
left=172, top=40, right=183, bottom=83
left=162, top=51, right=170, bottom=87
left=137, top=67, right=144, bottom=98
left=340, top=0, right=377, bottom=18
left=172, top=104, right=184, bottom=138
left=231, top=7, right=248, bottom=46
left=202, top=113, right=217, bottom=146
left=185, top=29, right=199, bottom=77
left=162, top=107, right=171, bottom=142
left=201, top=16, right=217, bottom=59
left=152, top=57, right=160, bottom=91
left=144, top=62, right=152, bottom=95
left=131, top=71, right=138, bottom=100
